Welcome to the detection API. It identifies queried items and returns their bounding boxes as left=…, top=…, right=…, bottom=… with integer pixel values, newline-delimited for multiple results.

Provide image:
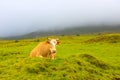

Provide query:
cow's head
left=47, top=38, right=60, bottom=53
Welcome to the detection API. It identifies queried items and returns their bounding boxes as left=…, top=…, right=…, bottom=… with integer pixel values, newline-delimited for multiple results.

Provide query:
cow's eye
left=54, top=41, right=57, bottom=44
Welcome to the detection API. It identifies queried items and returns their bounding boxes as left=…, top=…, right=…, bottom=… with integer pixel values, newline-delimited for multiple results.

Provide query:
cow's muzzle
left=51, top=50, right=56, bottom=53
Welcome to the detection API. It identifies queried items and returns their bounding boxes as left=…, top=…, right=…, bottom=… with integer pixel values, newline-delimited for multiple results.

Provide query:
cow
left=30, top=38, right=60, bottom=59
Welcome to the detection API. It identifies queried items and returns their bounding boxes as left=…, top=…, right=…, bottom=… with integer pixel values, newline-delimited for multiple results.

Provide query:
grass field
left=0, top=33, right=120, bottom=80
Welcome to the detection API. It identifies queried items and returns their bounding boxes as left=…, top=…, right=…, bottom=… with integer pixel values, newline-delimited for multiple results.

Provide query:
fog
left=0, top=0, right=120, bottom=37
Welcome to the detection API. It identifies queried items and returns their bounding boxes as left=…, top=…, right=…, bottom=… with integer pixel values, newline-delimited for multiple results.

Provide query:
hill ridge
left=2, top=25, right=120, bottom=40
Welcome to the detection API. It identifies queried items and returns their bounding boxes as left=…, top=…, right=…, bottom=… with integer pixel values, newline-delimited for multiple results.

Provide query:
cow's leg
left=36, top=51, right=43, bottom=58
left=38, top=55, right=43, bottom=58
left=51, top=53, right=56, bottom=60
left=36, top=53, right=43, bottom=58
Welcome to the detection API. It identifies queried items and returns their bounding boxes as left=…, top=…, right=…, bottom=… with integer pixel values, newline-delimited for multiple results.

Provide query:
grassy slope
left=0, top=33, right=120, bottom=80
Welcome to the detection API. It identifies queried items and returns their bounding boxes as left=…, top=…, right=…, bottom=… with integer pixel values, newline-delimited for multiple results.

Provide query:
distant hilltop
left=1, top=25, right=120, bottom=40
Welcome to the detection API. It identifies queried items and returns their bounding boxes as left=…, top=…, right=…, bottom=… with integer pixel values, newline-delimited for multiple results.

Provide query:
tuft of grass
left=85, top=33, right=120, bottom=43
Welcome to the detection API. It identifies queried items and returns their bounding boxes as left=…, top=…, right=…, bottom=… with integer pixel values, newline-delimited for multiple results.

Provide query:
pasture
left=0, top=33, right=120, bottom=80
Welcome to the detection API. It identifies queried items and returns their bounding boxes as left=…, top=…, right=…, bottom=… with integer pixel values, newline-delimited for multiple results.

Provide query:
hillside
left=2, top=25, right=120, bottom=40
left=0, top=33, right=120, bottom=80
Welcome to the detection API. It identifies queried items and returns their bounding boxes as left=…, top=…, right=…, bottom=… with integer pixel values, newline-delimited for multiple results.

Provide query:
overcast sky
left=0, top=0, right=120, bottom=37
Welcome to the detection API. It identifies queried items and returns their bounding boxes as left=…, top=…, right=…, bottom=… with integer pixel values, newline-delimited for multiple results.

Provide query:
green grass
left=0, top=33, right=120, bottom=80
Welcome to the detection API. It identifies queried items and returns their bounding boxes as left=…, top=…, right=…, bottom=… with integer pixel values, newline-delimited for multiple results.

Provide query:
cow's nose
left=52, top=50, right=56, bottom=53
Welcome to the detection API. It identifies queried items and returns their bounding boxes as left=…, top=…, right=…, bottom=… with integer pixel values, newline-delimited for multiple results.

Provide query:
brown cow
left=30, top=38, right=60, bottom=59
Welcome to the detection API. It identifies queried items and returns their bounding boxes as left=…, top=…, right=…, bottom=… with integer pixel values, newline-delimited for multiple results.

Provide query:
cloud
left=0, top=0, right=120, bottom=37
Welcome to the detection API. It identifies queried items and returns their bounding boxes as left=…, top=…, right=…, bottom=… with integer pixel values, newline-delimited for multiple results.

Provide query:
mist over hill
left=0, top=0, right=120, bottom=38
left=2, top=25, right=120, bottom=40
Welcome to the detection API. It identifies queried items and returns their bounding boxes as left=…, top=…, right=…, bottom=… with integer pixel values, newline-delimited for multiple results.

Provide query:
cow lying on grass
left=30, top=38, right=60, bottom=59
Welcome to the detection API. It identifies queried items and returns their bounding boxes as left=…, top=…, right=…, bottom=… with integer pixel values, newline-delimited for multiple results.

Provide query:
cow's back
left=30, top=42, right=52, bottom=57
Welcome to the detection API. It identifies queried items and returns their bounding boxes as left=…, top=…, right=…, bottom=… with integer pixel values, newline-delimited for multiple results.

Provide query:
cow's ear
left=47, top=38, right=51, bottom=43
left=57, top=41, right=60, bottom=44
left=56, top=38, right=60, bottom=44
